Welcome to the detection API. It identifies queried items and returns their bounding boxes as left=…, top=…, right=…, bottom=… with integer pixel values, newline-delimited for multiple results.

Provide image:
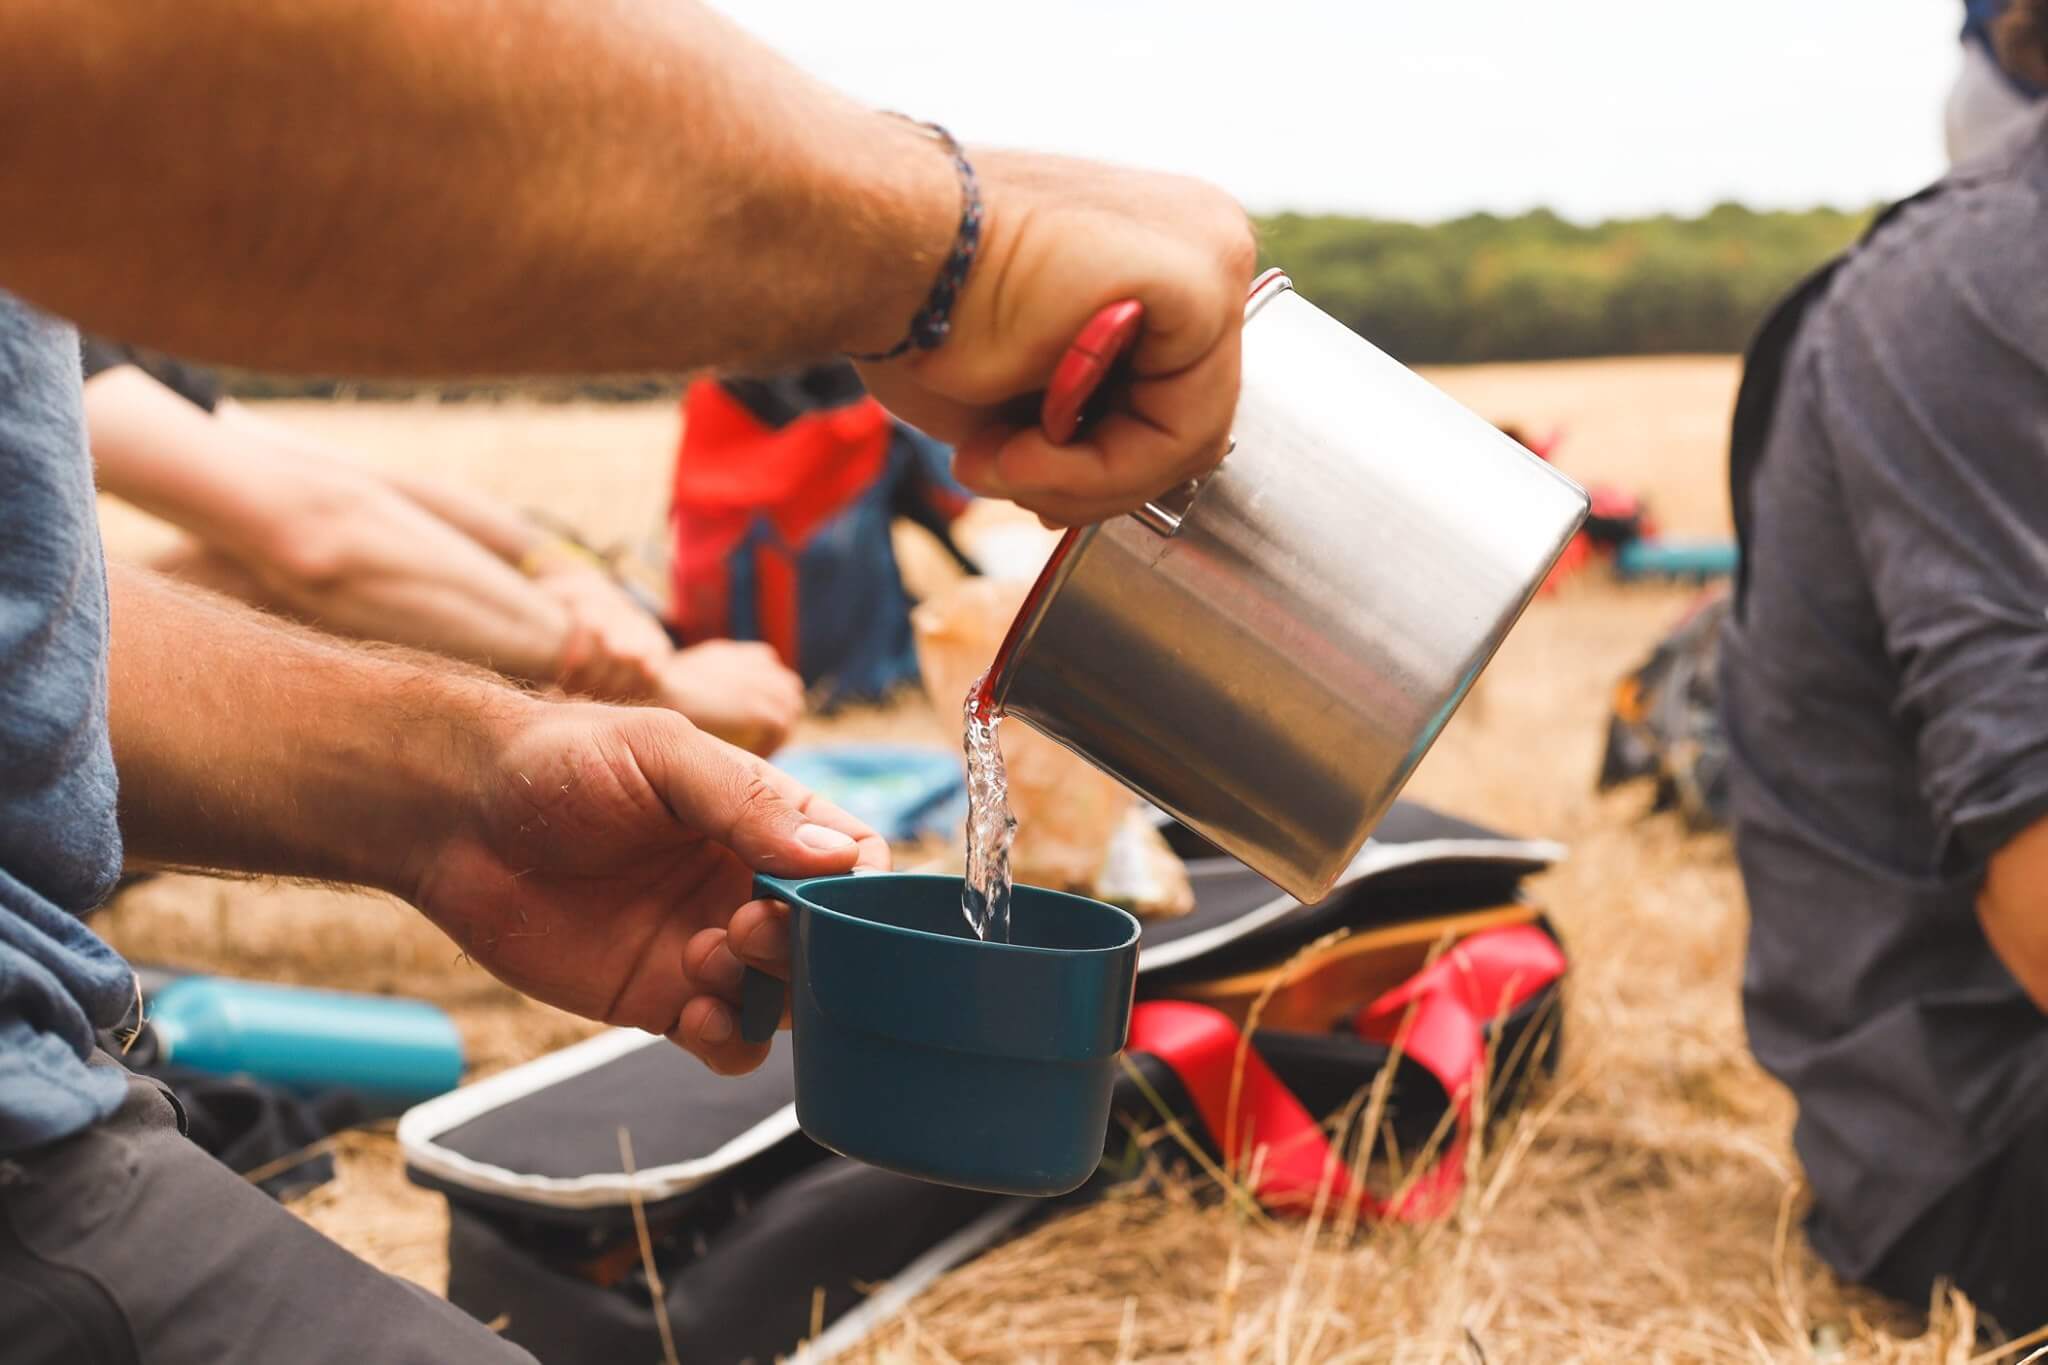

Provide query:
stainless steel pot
left=987, top=270, right=1588, bottom=903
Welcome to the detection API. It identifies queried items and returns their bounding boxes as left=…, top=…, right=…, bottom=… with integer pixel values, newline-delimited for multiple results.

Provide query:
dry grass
left=90, top=361, right=2004, bottom=1362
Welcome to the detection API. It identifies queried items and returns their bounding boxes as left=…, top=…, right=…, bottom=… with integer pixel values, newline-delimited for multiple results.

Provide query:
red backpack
left=668, top=368, right=969, bottom=703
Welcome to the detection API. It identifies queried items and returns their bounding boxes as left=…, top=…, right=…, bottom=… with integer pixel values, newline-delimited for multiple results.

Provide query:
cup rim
left=779, top=872, right=1142, bottom=959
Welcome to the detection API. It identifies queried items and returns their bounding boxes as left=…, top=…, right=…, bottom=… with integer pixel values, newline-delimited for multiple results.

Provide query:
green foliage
left=220, top=202, right=1871, bottom=397
left=1256, top=202, right=1871, bottom=364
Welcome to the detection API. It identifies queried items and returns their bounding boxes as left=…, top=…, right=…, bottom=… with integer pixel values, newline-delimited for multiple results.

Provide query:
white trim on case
left=396, top=834, right=1563, bottom=1206
left=1137, top=836, right=1564, bottom=973
left=395, top=1028, right=801, bottom=1211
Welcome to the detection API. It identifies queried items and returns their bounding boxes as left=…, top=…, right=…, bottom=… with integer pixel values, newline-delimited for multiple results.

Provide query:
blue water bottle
left=148, top=977, right=465, bottom=1115
left=1613, top=537, right=1739, bottom=582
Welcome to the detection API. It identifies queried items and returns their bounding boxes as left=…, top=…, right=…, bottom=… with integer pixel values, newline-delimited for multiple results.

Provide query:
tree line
left=1255, top=202, right=1870, bottom=365
left=214, top=201, right=1873, bottom=397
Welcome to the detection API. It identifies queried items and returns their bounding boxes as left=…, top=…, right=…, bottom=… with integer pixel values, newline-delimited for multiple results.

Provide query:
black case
left=400, top=800, right=1563, bottom=1364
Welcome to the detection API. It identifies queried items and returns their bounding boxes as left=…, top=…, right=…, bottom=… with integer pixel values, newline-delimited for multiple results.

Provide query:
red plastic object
left=976, top=526, right=1080, bottom=721
left=1520, top=426, right=1564, bottom=461
left=1126, top=923, right=1565, bottom=1220
left=1351, top=923, right=1567, bottom=1217
left=1126, top=1001, right=1358, bottom=1214
left=1539, top=530, right=1594, bottom=595
left=1040, top=299, right=1145, bottom=444
left=1587, top=486, right=1641, bottom=522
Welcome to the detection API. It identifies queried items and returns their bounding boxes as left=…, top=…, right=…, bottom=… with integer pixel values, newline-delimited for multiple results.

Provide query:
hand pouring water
left=987, top=269, right=1590, bottom=903
left=739, top=271, right=1586, bottom=1196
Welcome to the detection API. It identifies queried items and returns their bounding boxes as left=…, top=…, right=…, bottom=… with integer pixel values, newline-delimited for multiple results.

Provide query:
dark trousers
left=1863, top=1115, right=2048, bottom=1338
left=0, top=1056, right=532, bottom=1364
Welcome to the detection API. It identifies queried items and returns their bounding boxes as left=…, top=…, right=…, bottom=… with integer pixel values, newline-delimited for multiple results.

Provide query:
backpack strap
left=1125, top=922, right=1566, bottom=1220
left=1126, top=1001, right=1357, bottom=1213
left=1350, top=922, right=1566, bottom=1217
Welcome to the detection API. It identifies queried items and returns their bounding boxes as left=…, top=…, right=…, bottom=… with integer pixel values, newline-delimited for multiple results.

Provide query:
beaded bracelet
left=851, top=119, right=983, bottom=363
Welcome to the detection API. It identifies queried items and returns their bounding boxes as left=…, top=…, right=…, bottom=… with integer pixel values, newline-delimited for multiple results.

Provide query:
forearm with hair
left=0, top=0, right=955, bottom=375
left=381, top=471, right=553, bottom=566
left=107, top=563, right=532, bottom=895
left=93, top=381, right=576, bottom=680
left=212, top=404, right=550, bottom=564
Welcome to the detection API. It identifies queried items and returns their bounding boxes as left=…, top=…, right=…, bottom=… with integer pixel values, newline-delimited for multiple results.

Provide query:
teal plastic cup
left=739, top=872, right=1140, bottom=1197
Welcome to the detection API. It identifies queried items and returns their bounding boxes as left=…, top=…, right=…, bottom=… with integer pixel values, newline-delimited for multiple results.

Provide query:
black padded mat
left=1373, top=800, right=1518, bottom=846
left=431, top=1039, right=793, bottom=1181
left=446, top=1158, right=1015, bottom=1364
left=1156, top=798, right=1529, bottom=867
left=411, top=798, right=1558, bottom=1213
left=1136, top=799, right=1557, bottom=979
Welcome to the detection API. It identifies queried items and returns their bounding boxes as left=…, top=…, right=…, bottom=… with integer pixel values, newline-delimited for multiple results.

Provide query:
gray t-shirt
left=0, top=292, right=134, bottom=1151
left=1723, top=115, right=2048, bottom=1277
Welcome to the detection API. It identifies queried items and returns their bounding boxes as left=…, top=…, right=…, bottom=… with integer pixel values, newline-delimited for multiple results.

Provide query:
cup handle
left=739, top=874, right=804, bottom=1045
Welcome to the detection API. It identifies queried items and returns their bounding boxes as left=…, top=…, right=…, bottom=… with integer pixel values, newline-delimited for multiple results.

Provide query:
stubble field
left=93, top=358, right=2000, bottom=1362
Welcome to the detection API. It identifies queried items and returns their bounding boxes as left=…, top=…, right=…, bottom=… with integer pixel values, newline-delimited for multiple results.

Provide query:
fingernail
left=699, top=1005, right=734, bottom=1045
left=796, top=823, right=855, bottom=852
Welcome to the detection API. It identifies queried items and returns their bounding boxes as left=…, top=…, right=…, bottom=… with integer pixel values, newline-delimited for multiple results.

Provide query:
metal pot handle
left=1132, top=452, right=1226, bottom=538
left=1041, top=279, right=1282, bottom=535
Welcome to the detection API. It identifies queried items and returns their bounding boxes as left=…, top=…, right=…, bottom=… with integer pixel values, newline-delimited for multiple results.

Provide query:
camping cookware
left=986, top=269, right=1590, bottom=902
left=739, top=872, right=1140, bottom=1196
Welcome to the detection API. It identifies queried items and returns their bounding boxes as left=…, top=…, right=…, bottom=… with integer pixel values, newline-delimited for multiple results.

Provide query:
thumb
left=649, top=722, right=864, bottom=876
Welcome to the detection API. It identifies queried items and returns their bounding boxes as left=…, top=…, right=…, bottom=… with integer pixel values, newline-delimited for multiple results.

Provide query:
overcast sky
left=713, top=0, right=1962, bottom=222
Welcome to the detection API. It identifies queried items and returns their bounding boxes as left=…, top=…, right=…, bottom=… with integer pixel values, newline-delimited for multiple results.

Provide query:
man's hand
left=6, top=2, right=1252, bottom=528
left=1980, top=816, right=2048, bottom=1014
left=533, top=564, right=674, bottom=703
left=858, top=151, right=1258, bottom=527
left=655, top=641, right=806, bottom=757
left=535, top=568, right=804, bottom=755
left=411, top=703, right=887, bottom=1074
left=108, top=567, right=883, bottom=1076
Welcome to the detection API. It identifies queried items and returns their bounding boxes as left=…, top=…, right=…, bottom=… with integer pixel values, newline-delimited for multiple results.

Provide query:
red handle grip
left=1039, top=299, right=1144, bottom=445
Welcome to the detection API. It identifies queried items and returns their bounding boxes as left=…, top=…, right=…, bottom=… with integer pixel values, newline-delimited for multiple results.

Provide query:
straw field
left=92, top=359, right=2006, bottom=1362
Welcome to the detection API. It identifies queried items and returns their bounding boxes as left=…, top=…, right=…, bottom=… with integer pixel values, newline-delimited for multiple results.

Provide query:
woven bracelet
left=850, top=119, right=983, bottom=363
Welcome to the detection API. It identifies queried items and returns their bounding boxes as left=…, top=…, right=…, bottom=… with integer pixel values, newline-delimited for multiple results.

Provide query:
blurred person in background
left=669, top=358, right=976, bottom=708
left=0, top=2, right=1252, bottom=1358
left=84, top=344, right=804, bottom=754
left=1949, top=0, right=2045, bottom=162
left=1725, top=0, right=2048, bottom=1333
